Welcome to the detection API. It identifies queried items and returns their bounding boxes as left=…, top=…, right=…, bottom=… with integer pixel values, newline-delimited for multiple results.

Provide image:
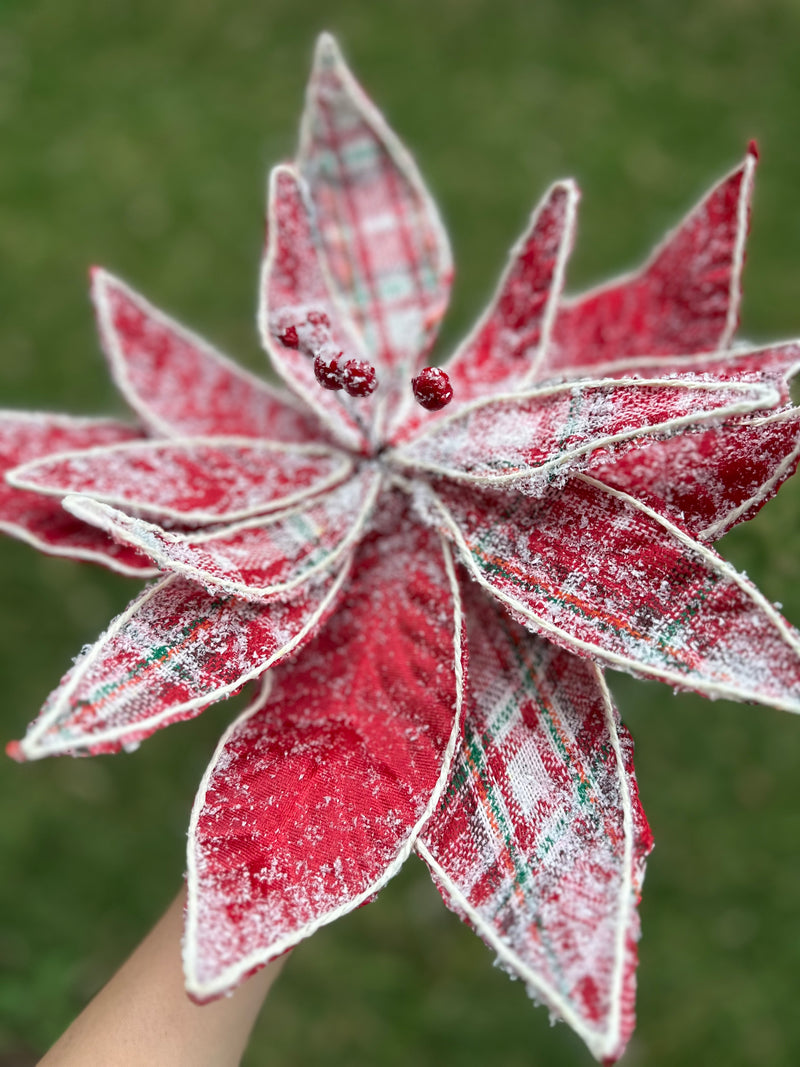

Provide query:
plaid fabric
left=595, top=407, right=800, bottom=541
left=397, top=377, right=773, bottom=487
left=419, top=586, right=651, bottom=1063
left=262, top=165, right=373, bottom=451
left=15, top=563, right=346, bottom=760
left=186, top=497, right=464, bottom=995
left=546, top=150, right=755, bottom=380
left=68, top=467, right=382, bottom=601
left=446, top=183, right=575, bottom=400
left=93, top=269, right=319, bottom=443
left=9, top=437, right=351, bottom=525
left=298, top=35, right=451, bottom=376
left=430, top=475, right=800, bottom=711
left=0, top=412, right=153, bottom=574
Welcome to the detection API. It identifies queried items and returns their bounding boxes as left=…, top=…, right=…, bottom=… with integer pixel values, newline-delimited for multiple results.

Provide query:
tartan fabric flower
left=5, top=33, right=800, bottom=1063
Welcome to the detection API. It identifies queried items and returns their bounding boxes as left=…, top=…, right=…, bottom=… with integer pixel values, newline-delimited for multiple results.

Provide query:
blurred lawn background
left=3, top=1, right=800, bottom=1064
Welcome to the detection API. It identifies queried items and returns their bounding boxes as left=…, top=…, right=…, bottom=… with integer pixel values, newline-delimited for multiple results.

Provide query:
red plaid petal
left=424, top=475, right=800, bottom=712
left=183, top=497, right=465, bottom=999
left=419, top=588, right=651, bottom=1063
left=394, top=377, right=776, bottom=488
left=0, top=412, right=154, bottom=575
left=8, top=438, right=352, bottom=524
left=91, top=269, right=318, bottom=442
left=594, top=407, right=800, bottom=542
left=447, top=183, right=577, bottom=394
left=561, top=340, right=800, bottom=392
left=297, top=34, right=452, bottom=377
left=12, top=563, right=349, bottom=761
left=546, top=148, right=757, bottom=379
left=64, top=466, right=383, bottom=601
left=260, top=165, right=374, bottom=452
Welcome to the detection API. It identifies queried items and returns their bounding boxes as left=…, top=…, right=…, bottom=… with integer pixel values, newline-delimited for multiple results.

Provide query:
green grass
left=3, top=1, right=800, bottom=1064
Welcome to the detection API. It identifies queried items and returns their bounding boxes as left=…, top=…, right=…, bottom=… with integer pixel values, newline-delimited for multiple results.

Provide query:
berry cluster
left=277, top=310, right=452, bottom=410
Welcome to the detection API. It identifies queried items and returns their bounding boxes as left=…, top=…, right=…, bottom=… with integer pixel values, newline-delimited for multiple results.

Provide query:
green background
left=3, top=1, right=800, bottom=1064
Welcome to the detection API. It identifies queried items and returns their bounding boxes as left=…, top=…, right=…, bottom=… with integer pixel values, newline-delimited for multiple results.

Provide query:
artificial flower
left=5, top=34, right=800, bottom=1062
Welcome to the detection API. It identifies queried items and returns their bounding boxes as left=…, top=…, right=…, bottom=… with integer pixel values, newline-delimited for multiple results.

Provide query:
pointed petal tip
left=6, top=739, right=25, bottom=763
left=314, top=31, right=341, bottom=61
left=747, top=139, right=760, bottom=162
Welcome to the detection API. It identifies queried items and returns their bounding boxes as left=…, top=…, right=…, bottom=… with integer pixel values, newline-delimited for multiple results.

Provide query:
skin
left=40, top=888, right=283, bottom=1067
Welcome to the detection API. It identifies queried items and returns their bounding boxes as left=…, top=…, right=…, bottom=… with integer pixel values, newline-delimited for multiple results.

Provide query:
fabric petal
left=393, top=377, right=777, bottom=489
left=8, top=437, right=353, bottom=525
left=91, top=269, right=319, bottom=442
left=259, top=164, right=374, bottom=452
left=421, top=474, right=800, bottom=712
left=595, top=407, right=800, bottom=542
left=0, top=411, right=154, bottom=575
left=297, top=33, right=453, bottom=378
left=558, top=339, right=800, bottom=392
left=12, top=563, right=349, bottom=761
left=547, top=148, right=757, bottom=379
left=419, top=588, right=651, bottom=1063
left=64, top=466, right=383, bottom=601
left=183, top=495, right=466, bottom=999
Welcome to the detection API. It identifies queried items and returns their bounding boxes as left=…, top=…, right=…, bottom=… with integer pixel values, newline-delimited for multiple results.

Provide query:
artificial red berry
left=278, top=325, right=299, bottom=349
left=411, top=367, right=453, bottom=410
left=314, top=352, right=345, bottom=390
left=306, top=310, right=330, bottom=329
left=341, top=359, right=378, bottom=397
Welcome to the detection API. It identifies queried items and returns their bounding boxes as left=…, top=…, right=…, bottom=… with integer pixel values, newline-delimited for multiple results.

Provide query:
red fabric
left=92, top=269, right=320, bottom=442
left=261, top=166, right=373, bottom=452
left=397, top=377, right=775, bottom=487
left=0, top=412, right=152, bottom=574
left=431, top=476, right=800, bottom=710
left=66, top=467, right=381, bottom=600
left=594, top=407, right=800, bottom=540
left=298, top=34, right=451, bottom=376
left=16, top=565, right=346, bottom=759
left=9, top=438, right=351, bottom=524
left=546, top=151, right=754, bottom=379
left=186, top=496, right=464, bottom=994
left=421, top=587, right=652, bottom=1063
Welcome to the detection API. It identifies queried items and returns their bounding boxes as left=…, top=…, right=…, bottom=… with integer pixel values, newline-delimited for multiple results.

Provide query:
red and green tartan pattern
left=65, top=467, right=382, bottom=601
left=262, top=165, right=374, bottom=451
left=430, top=476, right=800, bottom=711
left=9, top=437, right=352, bottom=525
left=595, top=407, right=800, bottom=541
left=547, top=149, right=754, bottom=379
left=6, top=34, right=800, bottom=1063
left=298, top=35, right=451, bottom=376
left=186, top=499, right=464, bottom=997
left=14, top=563, right=347, bottom=760
left=92, top=269, right=319, bottom=443
left=0, top=412, right=153, bottom=574
left=420, top=588, right=651, bottom=1062
left=396, top=377, right=775, bottom=487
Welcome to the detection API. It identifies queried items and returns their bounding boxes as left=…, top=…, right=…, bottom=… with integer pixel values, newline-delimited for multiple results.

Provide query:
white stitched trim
left=19, top=560, right=352, bottom=760
left=258, top=164, right=369, bottom=453
left=0, top=517, right=159, bottom=578
left=415, top=662, right=636, bottom=1061
left=559, top=153, right=754, bottom=312
left=522, top=181, right=580, bottom=386
left=63, top=468, right=383, bottom=601
left=389, top=377, right=779, bottom=485
left=720, top=149, right=757, bottom=349
left=424, top=483, right=800, bottom=713
left=182, top=534, right=466, bottom=1000
left=7, top=435, right=354, bottom=526
left=698, top=406, right=800, bottom=541
left=90, top=268, right=311, bottom=438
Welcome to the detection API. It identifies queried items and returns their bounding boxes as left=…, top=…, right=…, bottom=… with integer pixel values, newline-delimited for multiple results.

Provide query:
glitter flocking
left=4, top=33, right=800, bottom=1063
